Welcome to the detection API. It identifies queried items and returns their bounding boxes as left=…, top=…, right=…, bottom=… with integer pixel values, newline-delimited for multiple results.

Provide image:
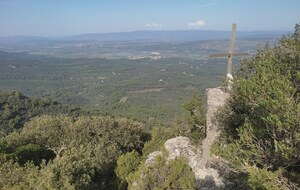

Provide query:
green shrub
left=116, top=150, right=141, bottom=182
left=0, top=115, right=147, bottom=189
left=214, top=23, right=300, bottom=188
left=182, top=93, right=206, bottom=141
left=128, top=156, right=196, bottom=190
left=247, top=166, right=290, bottom=190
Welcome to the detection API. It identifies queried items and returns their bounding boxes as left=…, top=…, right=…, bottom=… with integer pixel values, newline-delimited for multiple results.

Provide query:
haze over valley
left=0, top=29, right=287, bottom=126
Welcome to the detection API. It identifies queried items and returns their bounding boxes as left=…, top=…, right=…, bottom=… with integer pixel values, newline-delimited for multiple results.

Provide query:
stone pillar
left=202, top=87, right=229, bottom=166
left=206, top=87, right=229, bottom=132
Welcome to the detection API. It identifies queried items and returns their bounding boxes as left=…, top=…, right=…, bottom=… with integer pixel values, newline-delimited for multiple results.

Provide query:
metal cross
left=210, top=23, right=248, bottom=76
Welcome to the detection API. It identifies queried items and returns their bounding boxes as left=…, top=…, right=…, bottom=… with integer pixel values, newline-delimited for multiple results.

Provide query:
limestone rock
left=145, top=151, right=162, bottom=166
left=142, top=87, right=230, bottom=190
left=164, top=136, right=225, bottom=189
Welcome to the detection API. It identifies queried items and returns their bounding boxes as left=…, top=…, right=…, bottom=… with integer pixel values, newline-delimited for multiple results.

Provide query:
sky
left=0, top=0, right=299, bottom=37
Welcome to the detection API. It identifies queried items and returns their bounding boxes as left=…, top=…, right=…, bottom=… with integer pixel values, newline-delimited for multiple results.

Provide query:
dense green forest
left=0, top=52, right=227, bottom=127
left=0, top=91, right=82, bottom=134
left=0, top=24, right=299, bottom=190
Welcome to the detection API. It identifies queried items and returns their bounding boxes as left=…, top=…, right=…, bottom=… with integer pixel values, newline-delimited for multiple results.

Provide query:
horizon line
left=0, top=29, right=292, bottom=38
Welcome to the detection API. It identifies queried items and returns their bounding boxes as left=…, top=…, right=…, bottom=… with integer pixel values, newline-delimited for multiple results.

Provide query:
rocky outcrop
left=165, top=137, right=202, bottom=169
left=145, top=151, right=162, bottom=166
left=165, top=137, right=224, bottom=189
left=144, top=87, right=230, bottom=190
left=202, top=87, right=229, bottom=166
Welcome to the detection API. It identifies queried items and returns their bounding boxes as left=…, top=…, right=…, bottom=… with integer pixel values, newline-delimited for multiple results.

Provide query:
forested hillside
left=0, top=91, right=82, bottom=134
left=0, top=53, right=225, bottom=127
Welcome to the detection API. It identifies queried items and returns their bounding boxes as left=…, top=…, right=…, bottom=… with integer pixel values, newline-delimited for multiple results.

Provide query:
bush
left=247, top=166, right=291, bottom=190
left=116, top=150, right=141, bottom=182
left=0, top=115, right=147, bottom=189
left=128, top=156, right=196, bottom=190
left=182, top=93, right=206, bottom=141
left=214, top=23, right=300, bottom=188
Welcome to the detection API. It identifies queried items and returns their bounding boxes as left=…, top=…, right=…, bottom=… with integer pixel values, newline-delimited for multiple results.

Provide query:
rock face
left=202, top=87, right=229, bottom=166
left=198, top=87, right=229, bottom=189
left=145, top=151, right=162, bottom=166
left=165, top=136, right=202, bottom=169
left=164, top=136, right=224, bottom=189
left=206, top=87, right=229, bottom=132
left=145, top=87, right=230, bottom=190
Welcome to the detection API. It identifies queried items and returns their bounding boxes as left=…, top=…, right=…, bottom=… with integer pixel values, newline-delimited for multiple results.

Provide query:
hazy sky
left=0, top=0, right=299, bottom=36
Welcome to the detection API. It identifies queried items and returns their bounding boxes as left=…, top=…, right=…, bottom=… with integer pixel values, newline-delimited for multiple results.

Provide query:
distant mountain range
left=0, top=30, right=290, bottom=43
left=67, top=30, right=289, bottom=41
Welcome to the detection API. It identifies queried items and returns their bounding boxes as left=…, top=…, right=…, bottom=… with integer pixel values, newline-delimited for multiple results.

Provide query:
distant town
left=128, top=52, right=162, bottom=60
